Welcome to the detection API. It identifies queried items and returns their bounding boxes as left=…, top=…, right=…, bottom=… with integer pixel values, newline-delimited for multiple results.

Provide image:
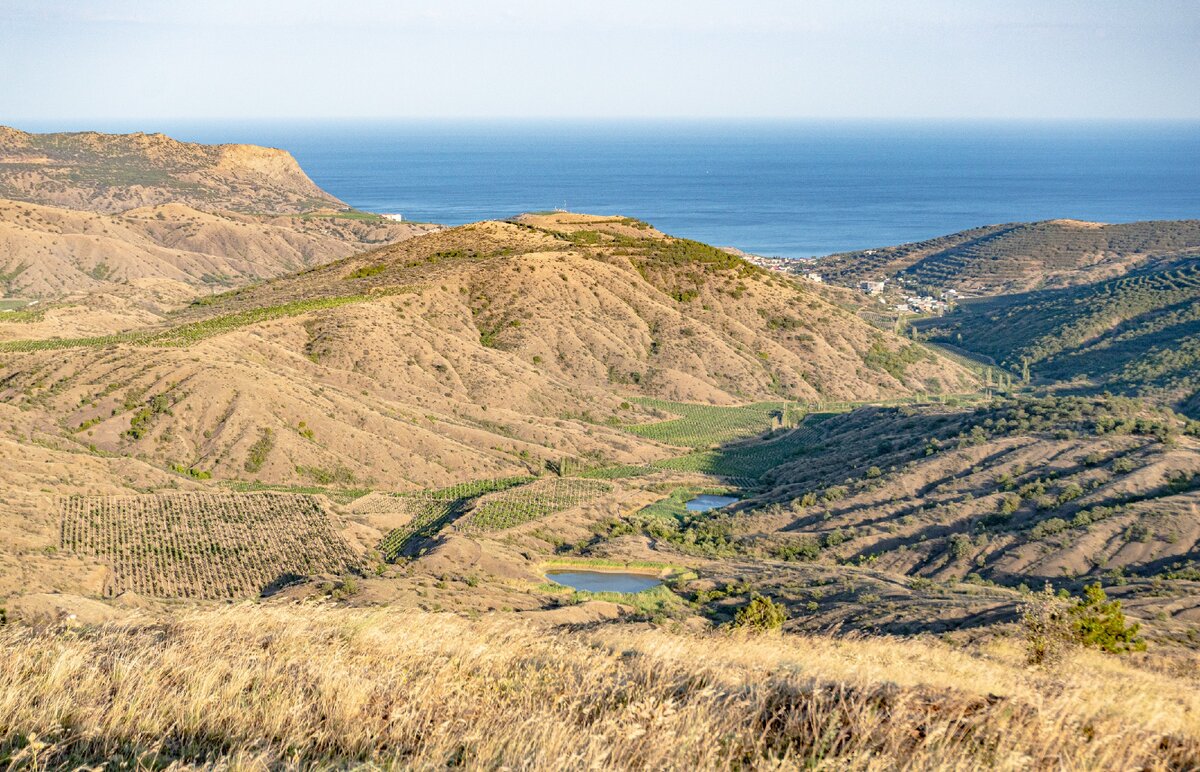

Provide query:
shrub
left=948, top=533, right=974, bottom=561
left=1057, top=482, right=1085, bottom=505
left=730, top=594, right=788, bottom=633
left=1031, top=517, right=1069, bottom=539
left=1019, top=584, right=1074, bottom=666
left=772, top=537, right=821, bottom=562
left=1020, top=582, right=1146, bottom=665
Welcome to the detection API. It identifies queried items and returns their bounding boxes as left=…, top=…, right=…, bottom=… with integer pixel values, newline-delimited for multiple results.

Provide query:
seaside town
left=738, top=252, right=955, bottom=315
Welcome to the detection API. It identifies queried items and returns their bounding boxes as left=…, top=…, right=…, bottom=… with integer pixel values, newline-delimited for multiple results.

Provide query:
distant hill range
left=0, top=127, right=436, bottom=297
left=816, top=219, right=1200, bottom=296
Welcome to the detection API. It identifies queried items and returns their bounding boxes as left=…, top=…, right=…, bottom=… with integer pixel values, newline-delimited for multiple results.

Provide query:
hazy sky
left=3, top=0, right=1198, bottom=122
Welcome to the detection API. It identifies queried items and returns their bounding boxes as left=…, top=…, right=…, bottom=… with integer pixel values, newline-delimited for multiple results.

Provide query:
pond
left=546, top=570, right=662, bottom=594
left=685, top=494, right=739, bottom=512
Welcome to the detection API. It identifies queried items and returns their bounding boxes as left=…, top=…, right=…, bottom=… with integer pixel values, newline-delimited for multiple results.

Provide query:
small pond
left=546, top=570, right=662, bottom=594
left=685, top=494, right=739, bottom=512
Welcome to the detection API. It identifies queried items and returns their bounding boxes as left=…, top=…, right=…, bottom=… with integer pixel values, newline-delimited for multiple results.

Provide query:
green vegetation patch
left=650, top=413, right=834, bottom=483
left=367, top=477, right=534, bottom=560
left=465, top=478, right=613, bottom=531
left=627, top=398, right=797, bottom=449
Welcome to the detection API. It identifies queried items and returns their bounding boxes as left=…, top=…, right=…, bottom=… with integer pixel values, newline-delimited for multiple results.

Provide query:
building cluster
left=740, top=254, right=796, bottom=273
left=895, top=295, right=948, bottom=315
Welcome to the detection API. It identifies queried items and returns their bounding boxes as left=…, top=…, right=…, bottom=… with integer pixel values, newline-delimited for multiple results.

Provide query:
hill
left=916, top=253, right=1200, bottom=416
left=738, top=397, right=1200, bottom=601
left=0, top=214, right=976, bottom=493
left=0, top=198, right=435, bottom=298
left=0, top=126, right=346, bottom=215
left=816, top=219, right=1200, bottom=296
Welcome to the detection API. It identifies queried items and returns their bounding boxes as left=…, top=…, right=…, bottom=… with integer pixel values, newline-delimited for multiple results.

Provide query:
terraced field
left=59, top=492, right=360, bottom=598
left=817, top=219, right=1200, bottom=295
left=650, top=414, right=835, bottom=486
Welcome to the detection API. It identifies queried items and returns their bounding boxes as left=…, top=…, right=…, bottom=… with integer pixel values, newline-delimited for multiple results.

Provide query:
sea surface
left=23, top=120, right=1200, bottom=258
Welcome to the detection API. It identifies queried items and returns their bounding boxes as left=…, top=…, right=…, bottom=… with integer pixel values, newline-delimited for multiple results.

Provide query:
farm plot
left=464, top=478, right=614, bottom=531
left=60, top=492, right=361, bottom=599
left=354, top=477, right=534, bottom=560
left=651, top=414, right=834, bottom=484
left=626, top=398, right=795, bottom=448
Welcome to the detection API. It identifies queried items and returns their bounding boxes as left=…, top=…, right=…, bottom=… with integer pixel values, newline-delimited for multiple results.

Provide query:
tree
left=1069, top=583, right=1146, bottom=654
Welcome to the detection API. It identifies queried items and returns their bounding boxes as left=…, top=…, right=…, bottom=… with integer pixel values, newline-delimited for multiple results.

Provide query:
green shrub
left=730, top=594, right=788, bottom=633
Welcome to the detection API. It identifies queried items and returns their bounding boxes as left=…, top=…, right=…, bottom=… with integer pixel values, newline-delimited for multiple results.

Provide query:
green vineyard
left=626, top=398, right=796, bottom=448
left=464, top=478, right=614, bottom=531
left=59, top=492, right=361, bottom=599
left=356, top=477, right=534, bottom=559
left=649, top=413, right=833, bottom=484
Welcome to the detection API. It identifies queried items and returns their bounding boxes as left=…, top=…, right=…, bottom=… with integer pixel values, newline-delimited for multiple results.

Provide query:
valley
left=1, top=126, right=1198, bottom=770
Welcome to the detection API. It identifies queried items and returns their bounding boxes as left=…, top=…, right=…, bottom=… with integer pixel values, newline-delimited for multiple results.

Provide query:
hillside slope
left=816, top=219, right=1200, bottom=296
left=0, top=126, right=344, bottom=215
left=745, top=397, right=1200, bottom=596
left=4, top=604, right=1198, bottom=770
left=0, top=214, right=977, bottom=491
left=0, top=198, right=434, bottom=297
left=917, top=253, right=1200, bottom=416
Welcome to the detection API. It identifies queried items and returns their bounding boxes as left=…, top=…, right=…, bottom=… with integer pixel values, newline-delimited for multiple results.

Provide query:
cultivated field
left=464, top=477, right=614, bottom=531
left=59, top=492, right=361, bottom=598
left=627, top=398, right=794, bottom=448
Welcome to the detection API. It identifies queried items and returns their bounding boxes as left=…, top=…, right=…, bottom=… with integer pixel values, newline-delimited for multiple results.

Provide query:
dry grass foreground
left=3, top=606, right=1199, bottom=770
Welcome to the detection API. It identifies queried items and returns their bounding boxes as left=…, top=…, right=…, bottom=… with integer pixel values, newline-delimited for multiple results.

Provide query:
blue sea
left=23, top=120, right=1200, bottom=258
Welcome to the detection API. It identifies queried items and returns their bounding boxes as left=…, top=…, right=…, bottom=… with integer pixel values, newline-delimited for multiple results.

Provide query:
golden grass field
left=3, top=604, right=1199, bottom=770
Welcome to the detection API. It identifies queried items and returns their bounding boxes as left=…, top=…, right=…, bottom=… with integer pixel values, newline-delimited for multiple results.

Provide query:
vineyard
left=59, top=492, right=361, bottom=599
left=353, top=477, right=534, bottom=559
left=464, top=478, right=614, bottom=531
left=649, top=414, right=832, bottom=485
left=0, top=292, right=394, bottom=352
left=626, top=398, right=796, bottom=448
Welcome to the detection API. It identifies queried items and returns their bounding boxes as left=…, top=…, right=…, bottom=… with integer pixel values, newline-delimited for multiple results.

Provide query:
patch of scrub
left=546, top=570, right=662, bottom=594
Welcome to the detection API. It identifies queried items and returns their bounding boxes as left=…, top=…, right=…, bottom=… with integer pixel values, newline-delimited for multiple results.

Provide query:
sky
left=2, top=0, right=1198, bottom=122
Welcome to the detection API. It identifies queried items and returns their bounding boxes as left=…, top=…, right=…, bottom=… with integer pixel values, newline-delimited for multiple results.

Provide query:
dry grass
left=2, top=605, right=1198, bottom=770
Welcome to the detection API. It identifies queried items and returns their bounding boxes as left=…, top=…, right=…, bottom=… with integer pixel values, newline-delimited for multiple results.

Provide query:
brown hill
left=0, top=198, right=435, bottom=298
left=0, top=126, right=345, bottom=215
left=738, top=397, right=1200, bottom=599
left=0, top=214, right=976, bottom=493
